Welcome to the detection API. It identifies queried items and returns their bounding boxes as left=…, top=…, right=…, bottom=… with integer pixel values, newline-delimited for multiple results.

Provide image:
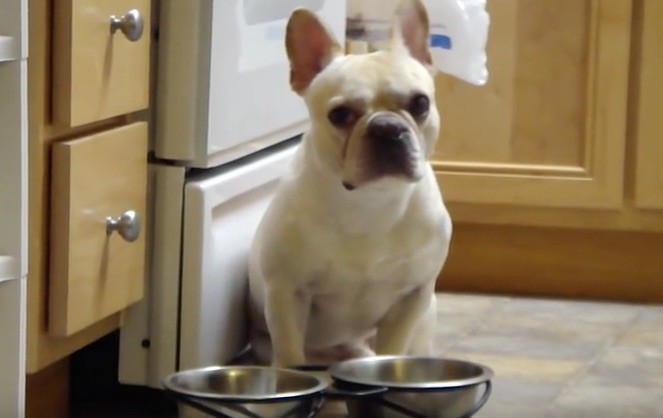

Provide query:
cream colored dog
left=248, top=0, right=451, bottom=367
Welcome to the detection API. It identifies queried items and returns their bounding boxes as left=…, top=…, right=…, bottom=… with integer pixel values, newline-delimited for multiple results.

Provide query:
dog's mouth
left=342, top=181, right=356, bottom=191
left=341, top=113, right=423, bottom=191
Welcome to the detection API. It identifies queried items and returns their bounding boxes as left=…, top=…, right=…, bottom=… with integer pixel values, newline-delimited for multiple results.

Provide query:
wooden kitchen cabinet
left=432, top=0, right=663, bottom=231
left=433, top=0, right=663, bottom=301
left=27, top=0, right=151, bottom=374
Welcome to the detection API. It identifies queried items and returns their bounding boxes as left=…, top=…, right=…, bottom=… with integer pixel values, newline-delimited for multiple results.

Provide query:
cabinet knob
left=106, top=210, right=141, bottom=242
left=109, top=9, right=144, bottom=42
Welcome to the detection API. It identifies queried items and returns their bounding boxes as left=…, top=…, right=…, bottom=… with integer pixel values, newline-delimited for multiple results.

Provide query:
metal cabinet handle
left=106, top=210, right=141, bottom=242
left=109, top=9, right=144, bottom=42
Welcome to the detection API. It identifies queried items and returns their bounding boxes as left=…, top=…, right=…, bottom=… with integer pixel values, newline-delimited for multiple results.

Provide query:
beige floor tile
left=549, top=385, right=663, bottom=418
left=473, top=401, right=543, bottom=418
left=434, top=314, right=485, bottom=351
left=545, top=406, right=623, bottom=418
left=496, top=298, right=642, bottom=327
left=487, top=377, right=565, bottom=406
left=616, top=327, right=663, bottom=348
left=441, top=352, right=585, bottom=381
left=476, top=311, right=626, bottom=339
left=436, top=311, right=484, bottom=334
left=436, top=292, right=511, bottom=316
left=434, top=294, right=510, bottom=351
left=615, top=306, right=663, bottom=349
left=449, top=331, right=608, bottom=361
left=576, top=346, right=663, bottom=389
left=632, top=305, right=663, bottom=325
left=434, top=329, right=469, bottom=351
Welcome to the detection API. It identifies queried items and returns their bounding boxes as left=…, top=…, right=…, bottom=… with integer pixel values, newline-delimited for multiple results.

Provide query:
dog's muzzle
left=341, top=112, right=423, bottom=191
left=365, top=113, right=420, bottom=178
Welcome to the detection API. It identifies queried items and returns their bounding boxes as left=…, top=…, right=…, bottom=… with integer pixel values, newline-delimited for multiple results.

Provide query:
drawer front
left=49, top=122, right=148, bottom=336
left=53, top=0, right=151, bottom=127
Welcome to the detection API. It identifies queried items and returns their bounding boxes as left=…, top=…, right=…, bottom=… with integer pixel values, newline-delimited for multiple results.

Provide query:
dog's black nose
left=366, top=117, right=409, bottom=142
left=363, top=114, right=418, bottom=182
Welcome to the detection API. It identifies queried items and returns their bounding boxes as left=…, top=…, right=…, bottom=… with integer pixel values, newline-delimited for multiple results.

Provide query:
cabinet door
left=49, top=122, right=147, bottom=336
left=432, top=0, right=631, bottom=210
left=633, top=0, right=663, bottom=209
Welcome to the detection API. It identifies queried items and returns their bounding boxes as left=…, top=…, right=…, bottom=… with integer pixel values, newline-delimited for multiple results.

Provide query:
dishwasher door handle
left=0, top=255, right=17, bottom=283
left=0, top=36, right=19, bottom=63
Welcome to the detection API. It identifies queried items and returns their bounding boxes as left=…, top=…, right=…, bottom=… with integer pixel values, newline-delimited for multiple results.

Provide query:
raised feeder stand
left=162, top=357, right=494, bottom=418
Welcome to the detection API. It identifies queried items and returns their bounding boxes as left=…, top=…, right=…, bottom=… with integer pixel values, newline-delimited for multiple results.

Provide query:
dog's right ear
left=390, top=0, right=432, bottom=66
left=286, top=8, right=342, bottom=95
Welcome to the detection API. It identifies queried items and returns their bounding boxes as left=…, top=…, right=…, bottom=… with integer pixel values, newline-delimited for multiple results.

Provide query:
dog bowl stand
left=167, top=391, right=326, bottom=418
left=342, top=381, right=493, bottom=418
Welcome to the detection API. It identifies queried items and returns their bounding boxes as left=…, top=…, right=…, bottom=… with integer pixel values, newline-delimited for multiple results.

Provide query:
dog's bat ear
left=390, top=0, right=432, bottom=66
left=286, top=8, right=342, bottom=95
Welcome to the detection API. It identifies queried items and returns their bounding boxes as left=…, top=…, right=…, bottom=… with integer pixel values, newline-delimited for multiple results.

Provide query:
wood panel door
left=432, top=0, right=632, bottom=211
left=632, top=0, right=663, bottom=209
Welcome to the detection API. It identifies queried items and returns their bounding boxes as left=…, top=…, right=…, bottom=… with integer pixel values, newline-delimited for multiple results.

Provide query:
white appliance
left=0, top=0, right=28, bottom=416
left=119, top=0, right=346, bottom=389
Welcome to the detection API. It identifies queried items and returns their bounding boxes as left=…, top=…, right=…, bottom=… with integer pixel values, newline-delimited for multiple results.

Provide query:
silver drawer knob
left=109, top=9, right=144, bottom=42
left=106, top=210, right=141, bottom=242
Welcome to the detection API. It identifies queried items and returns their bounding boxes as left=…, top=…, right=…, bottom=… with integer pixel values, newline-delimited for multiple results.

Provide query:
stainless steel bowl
left=162, top=366, right=328, bottom=418
left=329, top=356, right=494, bottom=418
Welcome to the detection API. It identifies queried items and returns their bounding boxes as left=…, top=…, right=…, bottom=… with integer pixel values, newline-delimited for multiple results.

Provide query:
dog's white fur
left=248, top=0, right=451, bottom=367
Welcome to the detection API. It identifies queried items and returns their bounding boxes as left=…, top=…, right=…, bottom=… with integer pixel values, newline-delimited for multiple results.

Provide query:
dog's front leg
left=264, top=281, right=310, bottom=367
left=375, top=282, right=436, bottom=355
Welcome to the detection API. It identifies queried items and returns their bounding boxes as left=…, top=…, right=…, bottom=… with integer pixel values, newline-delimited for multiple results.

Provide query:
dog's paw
left=307, top=341, right=376, bottom=364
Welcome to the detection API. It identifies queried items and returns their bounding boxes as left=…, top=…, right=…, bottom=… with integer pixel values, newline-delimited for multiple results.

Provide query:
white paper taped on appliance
left=346, top=0, right=490, bottom=85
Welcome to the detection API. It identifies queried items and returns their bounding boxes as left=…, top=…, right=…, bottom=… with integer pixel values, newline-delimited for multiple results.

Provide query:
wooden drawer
left=53, top=0, right=151, bottom=127
left=49, top=122, right=147, bottom=336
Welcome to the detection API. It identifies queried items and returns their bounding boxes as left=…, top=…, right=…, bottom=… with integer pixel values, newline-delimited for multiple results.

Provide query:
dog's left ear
left=286, top=8, right=342, bottom=95
left=390, top=0, right=432, bottom=66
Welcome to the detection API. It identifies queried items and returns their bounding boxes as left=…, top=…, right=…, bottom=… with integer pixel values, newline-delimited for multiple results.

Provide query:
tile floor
left=317, top=292, right=663, bottom=418
left=71, top=292, right=663, bottom=418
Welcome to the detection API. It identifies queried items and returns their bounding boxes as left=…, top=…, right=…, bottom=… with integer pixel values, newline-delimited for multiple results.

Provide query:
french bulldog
left=248, top=0, right=451, bottom=367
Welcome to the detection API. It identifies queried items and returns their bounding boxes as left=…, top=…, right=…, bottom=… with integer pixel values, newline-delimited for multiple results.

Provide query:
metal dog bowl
left=162, top=366, right=328, bottom=418
left=329, top=356, right=494, bottom=418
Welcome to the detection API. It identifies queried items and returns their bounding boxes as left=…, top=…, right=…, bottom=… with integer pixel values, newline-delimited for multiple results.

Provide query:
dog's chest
left=304, top=212, right=447, bottom=289
left=301, top=215, right=448, bottom=343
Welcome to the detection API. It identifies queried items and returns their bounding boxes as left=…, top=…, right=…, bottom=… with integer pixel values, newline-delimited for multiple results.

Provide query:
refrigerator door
left=119, top=141, right=299, bottom=387
left=180, top=141, right=299, bottom=371
left=154, top=0, right=345, bottom=168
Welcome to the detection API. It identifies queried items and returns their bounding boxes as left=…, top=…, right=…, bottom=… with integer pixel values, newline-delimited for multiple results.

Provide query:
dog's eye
left=407, top=94, right=430, bottom=118
left=328, top=106, right=355, bottom=127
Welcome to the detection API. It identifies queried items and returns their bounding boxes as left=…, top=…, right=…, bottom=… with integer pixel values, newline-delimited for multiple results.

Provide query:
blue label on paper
left=430, top=34, right=452, bottom=50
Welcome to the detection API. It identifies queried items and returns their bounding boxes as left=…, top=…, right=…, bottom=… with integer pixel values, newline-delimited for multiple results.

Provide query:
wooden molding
left=437, top=222, right=663, bottom=303
left=25, top=358, right=69, bottom=418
